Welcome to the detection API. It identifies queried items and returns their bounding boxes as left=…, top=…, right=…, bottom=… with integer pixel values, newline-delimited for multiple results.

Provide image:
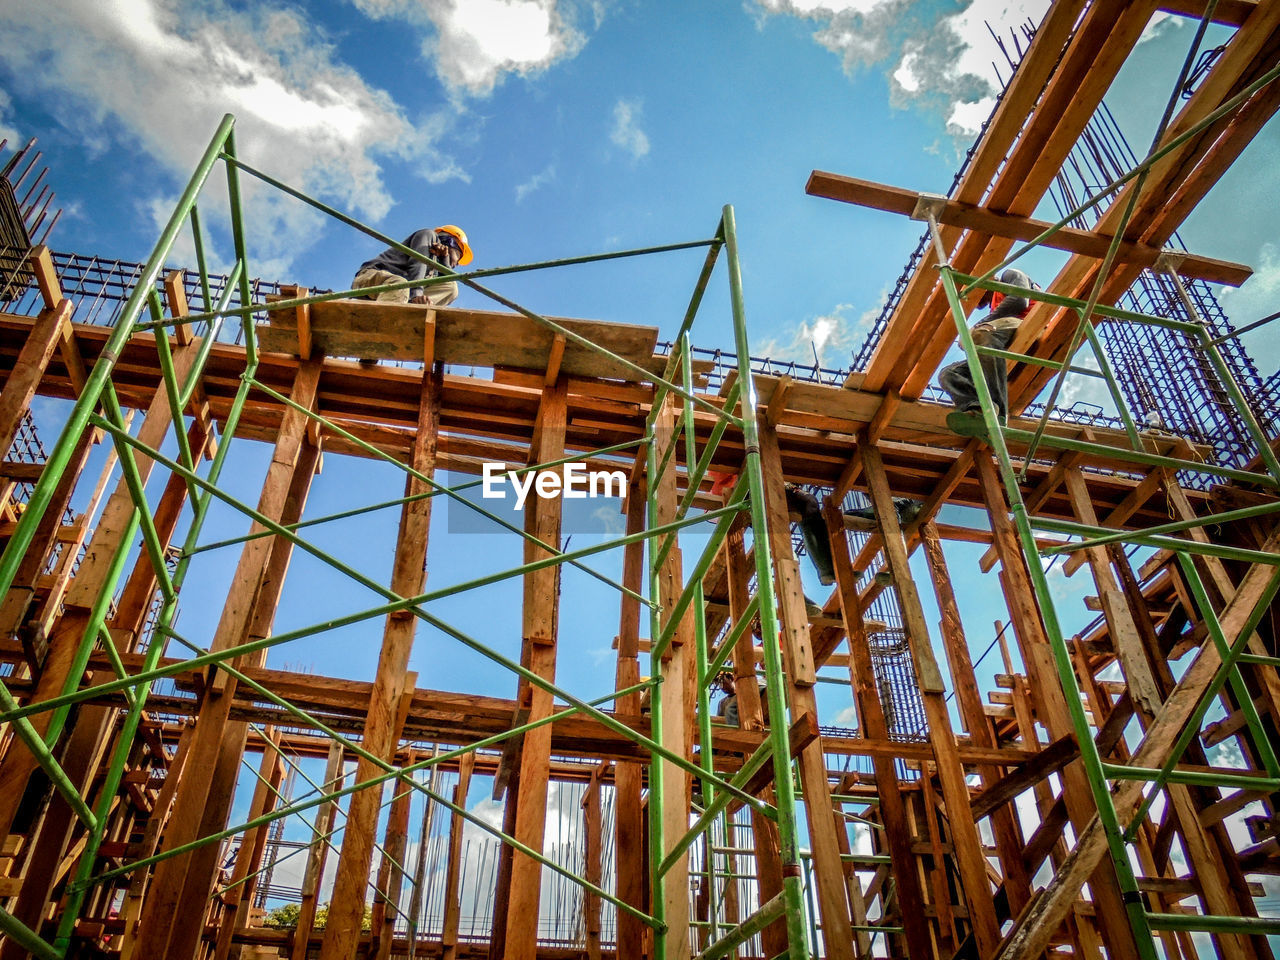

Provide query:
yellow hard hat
left=436, top=225, right=472, bottom=266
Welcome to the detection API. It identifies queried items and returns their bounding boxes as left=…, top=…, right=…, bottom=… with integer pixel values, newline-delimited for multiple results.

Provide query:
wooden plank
left=320, top=367, right=441, bottom=960
left=969, top=735, right=1078, bottom=822
left=1158, top=0, right=1259, bottom=27
left=765, top=374, right=792, bottom=428
left=258, top=300, right=660, bottom=380
left=544, top=332, right=566, bottom=386
left=805, top=171, right=1252, bottom=285
left=276, top=284, right=311, bottom=359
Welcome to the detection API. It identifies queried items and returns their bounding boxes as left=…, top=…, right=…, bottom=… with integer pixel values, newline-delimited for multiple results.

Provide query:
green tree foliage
left=261, top=902, right=372, bottom=932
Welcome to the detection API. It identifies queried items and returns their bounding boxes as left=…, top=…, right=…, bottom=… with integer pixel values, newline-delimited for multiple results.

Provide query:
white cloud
left=515, top=163, right=556, bottom=202
left=609, top=99, right=650, bottom=160
left=1138, top=11, right=1176, bottom=44
left=755, top=0, right=1051, bottom=135
left=1219, top=242, right=1280, bottom=373
left=0, top=0, right=462, bottom=277
left=352, top=0, right=586, bottom=97
left=755, top=300, right=879, bottom=367
left=0, top=89, right=19, bottom=147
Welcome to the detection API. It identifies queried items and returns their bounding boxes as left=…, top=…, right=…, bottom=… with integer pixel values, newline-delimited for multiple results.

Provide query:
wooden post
left=723, top=516, right=787, bottom=958
left=372, top=763, right=415, bottom=960
left=612, top=480, right=649, bottom=957
left=650, top=394, right=695, bottom=960
left=581, top=762, right=606, bottom=960
left=756, top=422, right=855, bottom=960
left=859, top=443, right=1000, bottom=957
left=440, top=752, right=476, bottom=960
left=320, top=366, right=442, bottom=960
left=119, top=722, right=194, bottom=960
left=822, top=497, right=933, bottom=960
left=975, top=453, right=1141, bottom=960
left=498, top=377, right=568, bottom=960
left=919, top=519, right=1033, bottom=913
left=133, top=361, right=323, bottom=958
left=212, top=730, right=284, bottom=960
left=292, top=742, right=345, bottom=960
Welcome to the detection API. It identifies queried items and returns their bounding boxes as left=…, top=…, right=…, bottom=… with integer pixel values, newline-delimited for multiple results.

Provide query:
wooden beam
left=724, top=514, right=786, bottom=958
left=211, top=730, right=284, bottom=960
left=975, top=453, right=1143, bottom=960
left=0, top=298, right=73, bottom=458
left=920, top=519, right=1034, bottom=912
left=805, top=171, right=1253, bottom=286
left=372, top=746, right=415, bottom=960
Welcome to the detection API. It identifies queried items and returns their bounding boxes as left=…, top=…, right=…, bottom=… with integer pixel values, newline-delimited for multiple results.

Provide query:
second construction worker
left=938, top=267, right=1039, bottom=423
left=351, top=224, right=472, bottom=307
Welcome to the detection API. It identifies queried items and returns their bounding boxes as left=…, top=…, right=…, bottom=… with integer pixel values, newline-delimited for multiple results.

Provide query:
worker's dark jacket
left=358, top=229, right=444, bottom=301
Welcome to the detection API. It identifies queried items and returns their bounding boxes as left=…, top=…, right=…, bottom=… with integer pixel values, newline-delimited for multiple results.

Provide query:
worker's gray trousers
left=938, top=323, right=1014, bottom=418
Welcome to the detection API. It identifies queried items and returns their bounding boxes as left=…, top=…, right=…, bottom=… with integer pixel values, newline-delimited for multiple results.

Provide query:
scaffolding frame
left=931, top=225, right=1280, bottom=956
left=0, top=113, right=815, bottom=959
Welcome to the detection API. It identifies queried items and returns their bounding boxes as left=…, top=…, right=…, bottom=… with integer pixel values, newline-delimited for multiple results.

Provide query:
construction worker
left=351, top=224, right=472, bottom=307
left=712, top=671, right=769, bottom=728
left=937, top=267, right=1039, bottom=423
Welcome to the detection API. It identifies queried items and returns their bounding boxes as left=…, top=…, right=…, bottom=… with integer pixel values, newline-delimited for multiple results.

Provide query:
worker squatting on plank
left=937, top=266, right=1040, bottom=424
left=350, top=224, right=473, bottom=308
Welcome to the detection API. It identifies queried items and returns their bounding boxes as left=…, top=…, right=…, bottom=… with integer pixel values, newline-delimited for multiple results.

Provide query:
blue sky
left=3, top=0, right=1279, bottom=913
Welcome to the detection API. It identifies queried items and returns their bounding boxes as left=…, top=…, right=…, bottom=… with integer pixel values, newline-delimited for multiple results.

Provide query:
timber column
left=320, top=364, right=442, bottom=959
left=491, top=376, right=568, bottom=957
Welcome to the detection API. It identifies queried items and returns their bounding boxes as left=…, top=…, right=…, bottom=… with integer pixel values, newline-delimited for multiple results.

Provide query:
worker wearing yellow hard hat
left=351, top=223, right=473, bottom=308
